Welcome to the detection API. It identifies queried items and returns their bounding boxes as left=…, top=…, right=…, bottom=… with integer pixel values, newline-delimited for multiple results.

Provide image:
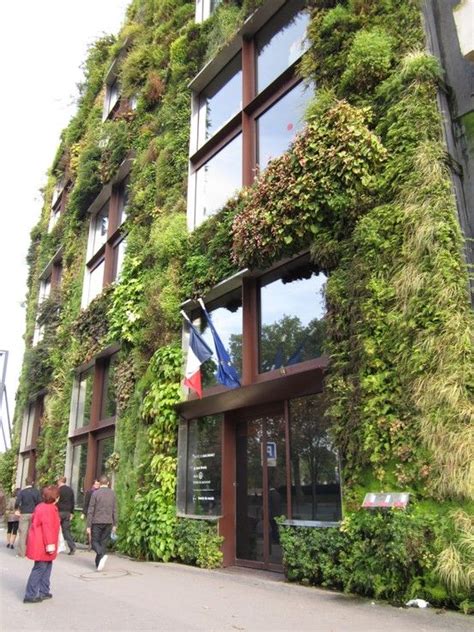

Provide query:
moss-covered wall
left=4, top=0, right=473, bottom=612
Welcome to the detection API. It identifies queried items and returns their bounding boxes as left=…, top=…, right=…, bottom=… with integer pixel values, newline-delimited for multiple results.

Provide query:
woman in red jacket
left=23, top=485, right=61, bottom=604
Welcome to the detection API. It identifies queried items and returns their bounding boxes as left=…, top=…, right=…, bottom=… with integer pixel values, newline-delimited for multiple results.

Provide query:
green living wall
left=4, top=0, right=473, bottom=612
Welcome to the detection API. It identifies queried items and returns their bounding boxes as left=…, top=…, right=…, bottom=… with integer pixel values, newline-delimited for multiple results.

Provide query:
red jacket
left=26, top=502, right=61, bottom=562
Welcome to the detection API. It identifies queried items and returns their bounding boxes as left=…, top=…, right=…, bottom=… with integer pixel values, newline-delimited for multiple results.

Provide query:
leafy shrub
left=175, top=518, right=223, bottom=569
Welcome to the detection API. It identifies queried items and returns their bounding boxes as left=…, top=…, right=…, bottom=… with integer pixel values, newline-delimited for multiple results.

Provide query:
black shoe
left=23, top=597, right=43, bottom=603
left=6, top=544, right=10, bottom=548
left=68, top=548, right=76, bottom=556
left=40, top=593, right=52, bottom=599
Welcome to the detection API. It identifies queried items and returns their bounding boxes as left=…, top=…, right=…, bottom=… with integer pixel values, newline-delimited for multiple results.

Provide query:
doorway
left=235, top=405, right=286, bottom=570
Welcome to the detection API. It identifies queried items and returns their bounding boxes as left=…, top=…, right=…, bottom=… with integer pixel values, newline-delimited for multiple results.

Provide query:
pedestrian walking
left=15, top=478, right=41, bottom=557
left=6, top=488, right=20, bottom=549
left=86, top=474, right=117, bottom=571
left=23, top=485, right=60, bottom=603
left=57, top=476, right=76, bottom=555
left=82, top=478, right=100, bottom=549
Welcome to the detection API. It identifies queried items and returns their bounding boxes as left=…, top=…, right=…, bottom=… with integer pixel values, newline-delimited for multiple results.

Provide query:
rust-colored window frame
left=19, top=395, right=45, bottom=483
left=189, top=2, right=309, bottom=226
left=69, top=347, right=119, bottom=492
left=83, top=182, right=128, bottom=306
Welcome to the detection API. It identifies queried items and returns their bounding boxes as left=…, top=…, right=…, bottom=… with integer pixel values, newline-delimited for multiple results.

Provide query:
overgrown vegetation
left=10, top=0, right=473, bottom=610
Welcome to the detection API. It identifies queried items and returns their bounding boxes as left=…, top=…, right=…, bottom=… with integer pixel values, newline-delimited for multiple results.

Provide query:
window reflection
left=75, top=369, right=94, bottom=429
left=118, top=179, right=129, bottom=225
left=101, top=355, right=118, bottom=419
left=198, top=54, right=242, bottom=145
left=96, top=435, right=115, bottom=479
left=195, top=287, right=242, bottom=389
left=91, top=203, right=109, bottom=254
left=70, top=442, right=88, bottom=507
left=195, top=133, right=242, bottom=222
left=182, top=415, right=222, bottom=516
left=86, top=260, right=105, bottom=304
left=289, top=394, right=342, bottom=522
left=256, top=6, right=309, bottom=93
left=113, top=239, right=126, bottom=281
left=259, top=266, right=327, bottom=373
left=257, top=81, right=312, bottom=170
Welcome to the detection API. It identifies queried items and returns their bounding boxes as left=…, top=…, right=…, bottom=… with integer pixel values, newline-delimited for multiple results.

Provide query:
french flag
left=183, top=320, right=213, bottom=398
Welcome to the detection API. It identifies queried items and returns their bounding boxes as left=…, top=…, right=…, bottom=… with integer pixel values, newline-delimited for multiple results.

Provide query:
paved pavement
left=0, top=542, right=471, bottom=631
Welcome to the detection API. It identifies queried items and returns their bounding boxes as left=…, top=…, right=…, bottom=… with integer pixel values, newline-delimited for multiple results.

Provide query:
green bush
left=175, top=518, right=223, bottom=569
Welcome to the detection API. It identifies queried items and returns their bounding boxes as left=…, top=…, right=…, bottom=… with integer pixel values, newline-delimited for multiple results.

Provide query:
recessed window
left=256, top=5, right=309, bottom=93
left=84, top=259, right=105, bottom=306
left=194, top=287, right=243, bottom=389
left=91, top=202, right=110, bottom=256
left=177, top=414, right=223, bottom=516
left=104, top=77, right=120, bottom=119
left=74, top=368, right=94, bottom=429
left=101, top=354, right=118, bottom=419
left=39, top=276, right=52, bottom=304
left=70, top=442, right=88, bottom=507
left=21, top=403, right=35, bottom=450
left=257, top=81, right=312, bottom=170
left=259, top=266, right=327, bottom=373
left=195, top=133, right=242, bottom=223
left=96, top=435, right=115, bottom=478
left=195, top=0, right=222, bottom=23
left=113, top=238, right=127, bottom=282
left=289, top=394, right=342, bottom=522
left=198, top=55, right=242, bottom=146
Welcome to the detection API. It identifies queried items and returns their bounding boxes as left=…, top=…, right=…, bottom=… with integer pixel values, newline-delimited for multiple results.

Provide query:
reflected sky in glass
left=195, top=133, right=242, bottom=221
left=198, top=54, right=242, bottom=145
left=256, top=8, right=309, bottom=93
left=257, top=81, right=312, bottom=170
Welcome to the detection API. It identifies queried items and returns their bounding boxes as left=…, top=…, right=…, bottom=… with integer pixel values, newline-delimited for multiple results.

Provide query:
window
left=256, top=81, right=312, bottom=170
left=256, top=4, right=309, bottom=93
left=259, top=266, right=327, bottom=373
left=69, top=442, right=88, bottom=507
left=193, top=287, right=243, bottom=389
left=289, top=394, right=342, bottom=522
left=194, top=133, right=242, bottom=222
left=195, top=0, right=222, bottom=23
left=48, top=177, right=70, bottom=232
left=68, top=350, right=119, bottom=501
left=188, top=0, right=311, bottom=228
left=82, top=179, right=129, bottom=308
left=197, top=54, right=242, bottom=146
left=21, top=403, right=36, bottom=450
left=17, top=397, right=44, bottom=488
left=177, top=414, right=223, bottom=516
left=39, top=276, right=52, bottom=304
left=73, top=368, right=94, bottom=430
left=104, top=77, right=121, bottom=120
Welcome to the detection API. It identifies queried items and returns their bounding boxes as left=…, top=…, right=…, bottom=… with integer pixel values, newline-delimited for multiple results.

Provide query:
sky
left=0, top=0, right=131, bottom=450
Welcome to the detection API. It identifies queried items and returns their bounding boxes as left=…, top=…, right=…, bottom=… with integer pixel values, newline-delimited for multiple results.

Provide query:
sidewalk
left=0, top=542, right=471, bottom=631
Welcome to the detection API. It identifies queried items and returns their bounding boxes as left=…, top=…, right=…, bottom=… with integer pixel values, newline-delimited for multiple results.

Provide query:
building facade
left=8, top=0, right=473, bottom=609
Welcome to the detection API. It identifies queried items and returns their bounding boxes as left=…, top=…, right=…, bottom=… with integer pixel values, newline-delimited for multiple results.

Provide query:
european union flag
left=198, top=299, right=241, bottom=389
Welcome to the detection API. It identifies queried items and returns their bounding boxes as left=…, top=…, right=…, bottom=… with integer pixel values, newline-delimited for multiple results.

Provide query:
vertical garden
left=2, top=0, right=472, bottom=612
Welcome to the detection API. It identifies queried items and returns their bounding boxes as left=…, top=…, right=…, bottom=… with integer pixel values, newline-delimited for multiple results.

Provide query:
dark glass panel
left=70, top=442, right=88, bottom=507
left=259, top=267, right=327, bottom=373
left=198, top=54, right=242, bottom=144
left=289, top=394, right=342, bottom=522
left=195, top=133, right=242, bottom=222
left=96, top=435, right=115, bottom=479
left=102, top=355, right=118, bottom=419
left=92, top=202, right=109, bottom=254
left=185, top=415, right=222, bottom=516
left=256, top=6, right=309, bottom=93
left=195, top=287, right=242, bottom=389
left=75, top=368, right=94, bottom=429
left=257, top=81, right=312, bottom=170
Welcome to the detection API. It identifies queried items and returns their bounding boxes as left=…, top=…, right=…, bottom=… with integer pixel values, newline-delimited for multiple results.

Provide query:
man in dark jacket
left=86, top=475, right=117, bottom=571
left=57, top=476, right=76, bottom=555
left=15, top=478, right=41, bottom=557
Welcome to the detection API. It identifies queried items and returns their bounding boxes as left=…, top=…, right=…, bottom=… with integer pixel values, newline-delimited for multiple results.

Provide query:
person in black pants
left=15, top=478, right=41, bottom=557
left=86, top=474, right=117, bottom=572
left=57, top=476, right=76, bottom=555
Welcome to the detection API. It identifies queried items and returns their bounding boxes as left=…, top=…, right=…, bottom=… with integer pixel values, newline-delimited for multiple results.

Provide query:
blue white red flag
left=198, top=298, right=241, bottom=389
left=182, top=314, right=213, bottom=399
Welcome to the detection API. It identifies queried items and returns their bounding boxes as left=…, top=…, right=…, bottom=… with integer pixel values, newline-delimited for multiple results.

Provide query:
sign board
left=362, top=492, right=410, bottom=509
left=266, top=441, right=277, bottom=467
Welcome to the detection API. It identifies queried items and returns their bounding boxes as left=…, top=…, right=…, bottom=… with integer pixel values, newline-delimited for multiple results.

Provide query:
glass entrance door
left=235, top=408, right=286, bottom=570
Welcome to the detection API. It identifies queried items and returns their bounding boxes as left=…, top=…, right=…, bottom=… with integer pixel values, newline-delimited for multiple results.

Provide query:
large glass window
left=195, top=288, right=242, bottom=390
left=256, top=6, right=309, bottom=93
left=257, top=81, right=312, bottom=170
left=96, top=435, right=115, bottom=479
left=195, top=133, right=242, bottom=222
left=85, top=259, right=105, bottom=305
left=198, top=55, right=242, bottom=145
left=113, top=239, right=126, bottom=282
left=39, top=276, right=52, bottom=304
left=101, top=354, right=118, bottom=419
left=177, top=415, right=222, bottom=516
left=22, top=403, right=35, bottom=450
left=19, top=455, right=31, bottom=488
left=70, top=442, right=88, bottom=507
left=91, top=202, right=109, bottom=255
left=74, top=368, right=94, bottom=429
left=289, top=394, right=342, bottom=522
left=259, top=266, right=327, bottom=373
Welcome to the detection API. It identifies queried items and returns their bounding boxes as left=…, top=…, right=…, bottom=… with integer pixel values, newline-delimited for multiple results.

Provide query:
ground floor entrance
left=235, top=405, right=286, bottom=570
